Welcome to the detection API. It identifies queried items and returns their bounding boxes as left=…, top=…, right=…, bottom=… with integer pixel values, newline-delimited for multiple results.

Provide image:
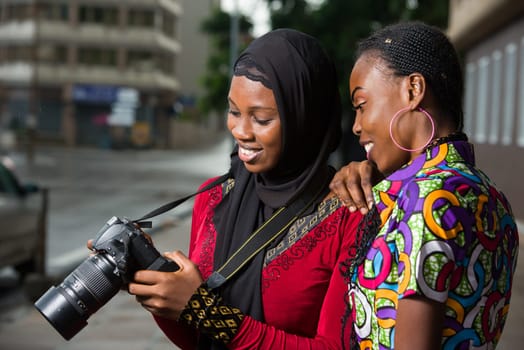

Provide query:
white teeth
left=238, top=145, right=261, bottom=162
left=364, top=143, right=373, bottom=153
left=240, top=146, right=257, bottom=156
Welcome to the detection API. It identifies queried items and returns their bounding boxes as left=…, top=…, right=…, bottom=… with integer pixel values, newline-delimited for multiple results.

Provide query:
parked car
left=0, top=156, right=47, bottom=278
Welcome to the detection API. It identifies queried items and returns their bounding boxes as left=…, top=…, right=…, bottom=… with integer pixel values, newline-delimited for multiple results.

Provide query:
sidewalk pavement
left=0, top=214, right=189, bottom=350
left=0, top=218, right=522, bottom=349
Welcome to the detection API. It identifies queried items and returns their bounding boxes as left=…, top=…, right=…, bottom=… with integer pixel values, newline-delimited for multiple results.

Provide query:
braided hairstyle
left=356, top=21, right=464, bottom=131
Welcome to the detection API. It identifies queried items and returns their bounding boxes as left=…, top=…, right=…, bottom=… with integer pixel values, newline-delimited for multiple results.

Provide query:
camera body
left=34, top=216, right=179, bottom=340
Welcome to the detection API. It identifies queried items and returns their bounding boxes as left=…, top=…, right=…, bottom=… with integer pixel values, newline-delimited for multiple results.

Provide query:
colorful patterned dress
left=347, top=141, right=519, bottom=349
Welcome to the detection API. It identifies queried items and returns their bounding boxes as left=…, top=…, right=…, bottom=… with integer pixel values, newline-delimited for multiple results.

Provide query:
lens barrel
left=34, top=253, right=122, bottom=340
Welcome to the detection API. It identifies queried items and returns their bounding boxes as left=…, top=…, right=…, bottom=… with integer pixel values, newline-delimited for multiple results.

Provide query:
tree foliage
left=266, top=0, right=449, bottom=162
left=198, top=7, right=252, bottom=118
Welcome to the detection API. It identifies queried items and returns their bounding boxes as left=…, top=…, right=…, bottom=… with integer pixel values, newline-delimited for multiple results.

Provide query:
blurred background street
left=0, top=135, right=230, bottom=350
left=11, top=134, right=231, bottom=277
left=1, top=0, right=523, bottom=349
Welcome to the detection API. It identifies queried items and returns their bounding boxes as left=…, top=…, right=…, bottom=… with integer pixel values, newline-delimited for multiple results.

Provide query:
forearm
left=178, top=283, right=341, bottom=350
left=178, top=284, right=244, bottom=344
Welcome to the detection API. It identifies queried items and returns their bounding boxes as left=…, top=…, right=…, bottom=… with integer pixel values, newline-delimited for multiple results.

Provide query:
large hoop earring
left=389, top=106, right=435, bottom=152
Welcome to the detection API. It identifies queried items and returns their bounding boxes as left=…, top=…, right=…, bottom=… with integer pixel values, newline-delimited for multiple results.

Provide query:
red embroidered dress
left=155, top=177, right=361, bottom=349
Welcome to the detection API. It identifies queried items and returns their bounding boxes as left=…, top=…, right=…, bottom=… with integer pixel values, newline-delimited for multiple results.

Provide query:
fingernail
left=349, top=206, right=357, bottom=212
left=368, top=201, right=374, bottom=210
left=360, top=207, right=369, bottom=215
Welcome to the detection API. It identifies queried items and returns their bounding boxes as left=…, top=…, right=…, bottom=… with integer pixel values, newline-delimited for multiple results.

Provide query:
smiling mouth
left=238, top=145, right=262, bottom=163
left=363, top=142, right=374, bottom=159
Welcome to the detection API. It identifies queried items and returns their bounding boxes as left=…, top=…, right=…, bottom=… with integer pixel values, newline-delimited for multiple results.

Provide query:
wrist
left=178, top=283, right=244, bottom=344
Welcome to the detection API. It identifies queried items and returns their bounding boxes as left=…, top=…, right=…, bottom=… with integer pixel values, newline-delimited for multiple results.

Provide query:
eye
left=253, top=116, right=272, bottom=126
left=228, top=109, right=241, bottom=117
left=352, top=102, right=366, bottom=112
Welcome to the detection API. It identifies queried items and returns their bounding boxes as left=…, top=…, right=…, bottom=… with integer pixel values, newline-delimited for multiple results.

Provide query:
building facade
left=447, top=0, right=524, bottom=221
left=176, top=0, right=214, bottom=113
left=0, top=0, right=182, bottom=148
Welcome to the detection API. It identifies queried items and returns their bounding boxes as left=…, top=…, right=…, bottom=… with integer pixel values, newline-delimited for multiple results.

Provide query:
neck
left=424, top=131, right=468, bottom=152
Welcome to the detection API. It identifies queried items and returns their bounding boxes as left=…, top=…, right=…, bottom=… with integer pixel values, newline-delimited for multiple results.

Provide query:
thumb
left=163, top=250, right=192, bottom=271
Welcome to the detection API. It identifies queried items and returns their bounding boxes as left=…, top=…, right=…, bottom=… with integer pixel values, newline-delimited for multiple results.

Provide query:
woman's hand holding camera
left=128, top=250, right=203, bottom=320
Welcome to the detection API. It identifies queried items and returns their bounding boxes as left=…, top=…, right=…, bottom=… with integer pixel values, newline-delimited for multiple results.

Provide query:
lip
left=237, top=143, right=263, bottom=163
left=360, top=141, right=373, bottom=160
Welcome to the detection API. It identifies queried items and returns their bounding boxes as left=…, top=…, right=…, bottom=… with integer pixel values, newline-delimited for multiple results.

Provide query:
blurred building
left=448, top=0, right=524, bottom=221
left=176, top=0, right=213, bottom=118
left=0, top=0, right=215, bottom=149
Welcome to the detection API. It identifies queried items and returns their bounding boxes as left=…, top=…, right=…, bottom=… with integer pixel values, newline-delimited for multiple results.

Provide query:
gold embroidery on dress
left=265, top=197, right=342, bottom=264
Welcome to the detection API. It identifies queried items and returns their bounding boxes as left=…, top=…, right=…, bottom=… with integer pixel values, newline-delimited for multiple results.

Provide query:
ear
left=407, top=73, right=426, bottom=108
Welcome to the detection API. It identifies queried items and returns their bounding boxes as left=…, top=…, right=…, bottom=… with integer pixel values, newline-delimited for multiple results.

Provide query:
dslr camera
left=34, top=216, right=179, bottom=340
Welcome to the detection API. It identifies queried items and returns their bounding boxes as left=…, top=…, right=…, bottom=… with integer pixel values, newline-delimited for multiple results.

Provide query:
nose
left=229, top=114, right=253, bottom=141
left=352, top=113, right=362, bottom=136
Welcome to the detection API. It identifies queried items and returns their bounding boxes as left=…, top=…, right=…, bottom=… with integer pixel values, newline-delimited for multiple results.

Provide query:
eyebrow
left=350, top=87, right=363, bottom=103
left=227, top=97, right=277, bottom=112
left=227, top=97, right=237, bottom=107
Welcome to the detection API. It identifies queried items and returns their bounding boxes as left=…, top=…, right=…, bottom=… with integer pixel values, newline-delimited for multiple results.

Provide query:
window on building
left=38, top=45, right=67, bottom=63
left=463, top=63, right=476, bottom=137
left=128, top=50, right=155, bottom=71
left=0, top=44, right=66, bottom=64
left=474, top=56, right=489, bottom=144
left=3, top=45, right=32, bottom=63
left=518, top=37, right=524, bottom=147
left=2, top=4, right=33, bottom=21
left=39, top=2, right=68, bottom=21
left=489, top=50, right=502, bottom=144
left=502, top=43, right=517, bottom=146
left=78, top=48, right=117, bottom=67
left=128, top=9, right=155, bottom=28
left=79, top=6, right=118, bottom=26
left=162, top=12, right=176, bottom=37
left=158, top=53, right=175, bottom=75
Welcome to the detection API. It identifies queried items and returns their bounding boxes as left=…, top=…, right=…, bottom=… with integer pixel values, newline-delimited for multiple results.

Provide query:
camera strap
left=206, top=178, right=327, bottom=289
left=132, top=172, right=230, bottom=228
left=132, top=170, right=327, bottom=291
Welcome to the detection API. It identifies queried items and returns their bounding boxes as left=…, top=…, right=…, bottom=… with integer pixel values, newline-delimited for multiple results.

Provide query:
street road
left=0, top=136, right=229, bottom=348
left=10, top=136, right=231, bottom=276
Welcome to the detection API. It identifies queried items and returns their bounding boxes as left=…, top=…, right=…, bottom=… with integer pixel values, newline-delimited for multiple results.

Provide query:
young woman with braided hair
left=330, top=22, right=519, bottom=349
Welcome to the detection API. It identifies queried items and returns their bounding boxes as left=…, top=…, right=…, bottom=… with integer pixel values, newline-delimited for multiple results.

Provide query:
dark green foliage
left=266, top=0, right=449, bottom=162
left=198, top=7, right=252, bottom=117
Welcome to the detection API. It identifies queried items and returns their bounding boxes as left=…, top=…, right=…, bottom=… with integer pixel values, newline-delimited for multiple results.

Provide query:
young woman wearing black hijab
left=128, top=29, right=363, bottom=349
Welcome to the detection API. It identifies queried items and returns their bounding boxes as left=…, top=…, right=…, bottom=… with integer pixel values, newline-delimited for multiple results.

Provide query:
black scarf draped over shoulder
left=206, top=28, right=342, bottom=349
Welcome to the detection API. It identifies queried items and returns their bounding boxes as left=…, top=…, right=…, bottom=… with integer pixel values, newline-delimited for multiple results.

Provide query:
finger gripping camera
left=34, top=216, right=179, bottom=340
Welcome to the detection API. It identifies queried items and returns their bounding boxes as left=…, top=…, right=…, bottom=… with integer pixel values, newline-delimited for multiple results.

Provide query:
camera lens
left=34, top=253, right=122, bottom=340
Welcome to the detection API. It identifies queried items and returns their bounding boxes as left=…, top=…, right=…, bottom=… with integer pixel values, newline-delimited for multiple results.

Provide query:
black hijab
left=206, top=28, right=342, bottom=349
